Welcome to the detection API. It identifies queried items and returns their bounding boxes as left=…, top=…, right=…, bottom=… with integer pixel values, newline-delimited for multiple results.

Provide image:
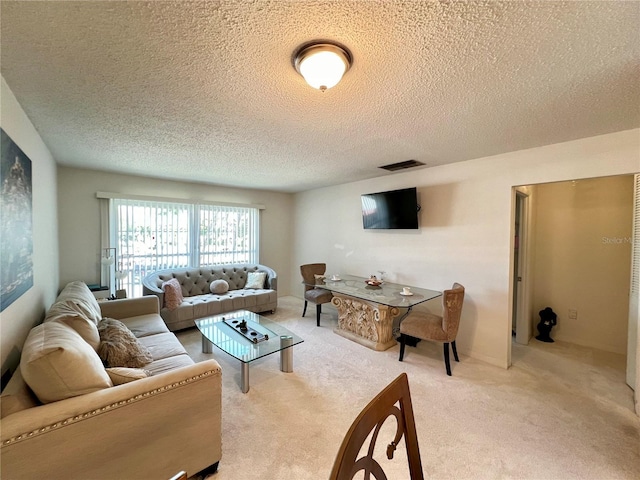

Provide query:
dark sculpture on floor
left=536, top=307, right=557, bottom=343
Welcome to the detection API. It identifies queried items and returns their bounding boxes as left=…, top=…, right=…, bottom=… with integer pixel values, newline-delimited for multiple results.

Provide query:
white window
left=107, top=198, right=259, bottom=297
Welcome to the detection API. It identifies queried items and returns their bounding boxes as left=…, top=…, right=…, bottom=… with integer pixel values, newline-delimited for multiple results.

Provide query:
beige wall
left=292, top=129, right=640, bottom=368
left=0, top=77, right=59, bottom=372
left=532, top=177, right=633, bottom=354
left=57, top=167, right=294, bottom=296
left=3, top=72, right=638, bottom=377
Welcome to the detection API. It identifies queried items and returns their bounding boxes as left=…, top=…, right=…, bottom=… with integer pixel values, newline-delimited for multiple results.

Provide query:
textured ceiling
left=1, top=1, right=639, bottom=193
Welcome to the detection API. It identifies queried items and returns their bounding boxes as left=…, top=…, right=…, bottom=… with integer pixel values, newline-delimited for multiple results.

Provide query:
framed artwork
left=1, top=128, right=33, bottom=311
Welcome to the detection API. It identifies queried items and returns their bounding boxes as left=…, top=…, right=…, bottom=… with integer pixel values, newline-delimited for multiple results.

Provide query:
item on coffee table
left=365, top=275, right=383, bottom=287
left=224, top=317, right=269, bottom=343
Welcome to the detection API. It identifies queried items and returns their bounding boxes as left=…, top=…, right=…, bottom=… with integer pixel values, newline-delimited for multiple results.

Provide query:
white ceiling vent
left=379, top=160, right=426, bottom=172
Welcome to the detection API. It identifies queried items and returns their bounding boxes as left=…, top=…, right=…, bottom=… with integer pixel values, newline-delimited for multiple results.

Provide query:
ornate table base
left=331, top=293, right=401, bottom=351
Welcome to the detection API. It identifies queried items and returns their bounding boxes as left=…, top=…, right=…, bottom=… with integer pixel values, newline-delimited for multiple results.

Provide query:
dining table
left=310, top=274, right=442, bottom=351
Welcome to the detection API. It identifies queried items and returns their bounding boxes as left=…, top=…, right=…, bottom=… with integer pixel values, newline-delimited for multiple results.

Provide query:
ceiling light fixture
left=294, top=42, right=352, bottom=92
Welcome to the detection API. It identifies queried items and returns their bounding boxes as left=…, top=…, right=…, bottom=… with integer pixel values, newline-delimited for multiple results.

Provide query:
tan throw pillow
left=97, top=318, right=154, bottom=368
left=55, top=281, right=102, bottom=323
left=245, top=271, right=267, bottom=289
left=106, top=367, right=152, bottom=385
left=21, top=322, right=113, bottom=404
left=45, top=300, right=100, bottom=350
left=210, top=279, right=230, bottom=294
left=162, top=278, right=183, bottom=310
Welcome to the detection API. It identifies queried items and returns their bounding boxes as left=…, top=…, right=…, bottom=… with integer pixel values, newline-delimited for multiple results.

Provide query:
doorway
left=509, top=176, right=636, bottom=392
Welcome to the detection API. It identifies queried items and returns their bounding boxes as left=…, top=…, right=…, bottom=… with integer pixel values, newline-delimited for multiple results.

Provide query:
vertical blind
left=110, top=198, right=259, bottom=297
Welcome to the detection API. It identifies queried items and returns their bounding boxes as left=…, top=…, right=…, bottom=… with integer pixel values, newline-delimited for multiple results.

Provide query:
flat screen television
left=361, top=187, right=420, bottom=229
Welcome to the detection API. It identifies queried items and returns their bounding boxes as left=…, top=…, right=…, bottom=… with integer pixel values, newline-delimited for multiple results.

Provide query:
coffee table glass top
left=195, top=310, right=303, bottom=364
left=310, top=275, right=441, bottom=308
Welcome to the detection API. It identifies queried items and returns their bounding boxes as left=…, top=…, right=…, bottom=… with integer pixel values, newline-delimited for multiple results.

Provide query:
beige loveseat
left=0, top=281, right=222, bottom=480
left=142, top=263, right=278, bottom=331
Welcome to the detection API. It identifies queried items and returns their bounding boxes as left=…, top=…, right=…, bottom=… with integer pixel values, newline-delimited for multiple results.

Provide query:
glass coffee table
left=195, top=310, right=304, bottom=393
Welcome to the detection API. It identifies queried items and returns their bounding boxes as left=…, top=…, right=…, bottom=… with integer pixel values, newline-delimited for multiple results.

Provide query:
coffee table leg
left=241, top=362, right=250, bottom=393
left=280, top=335, right=294, bottom=373
left=201, top=335, right=213, bottom=354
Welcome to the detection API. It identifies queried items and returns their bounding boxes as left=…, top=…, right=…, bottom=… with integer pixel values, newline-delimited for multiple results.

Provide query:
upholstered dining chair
left=300, top=263, right=333, bottom=326
left=329, top=373, right=423, bottom=480
left=398, top=283, right=465, bottom=376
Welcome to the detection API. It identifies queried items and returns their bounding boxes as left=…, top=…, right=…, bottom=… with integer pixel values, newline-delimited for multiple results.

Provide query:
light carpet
left=177, top=296, right=640, bottom=480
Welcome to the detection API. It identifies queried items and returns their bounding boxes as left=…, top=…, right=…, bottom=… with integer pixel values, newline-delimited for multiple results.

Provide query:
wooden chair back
left=329, top=373, right=423, bottom=480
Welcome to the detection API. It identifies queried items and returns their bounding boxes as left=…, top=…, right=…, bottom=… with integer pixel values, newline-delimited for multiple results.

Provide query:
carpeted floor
left=177, top=296, right=640, bottom=480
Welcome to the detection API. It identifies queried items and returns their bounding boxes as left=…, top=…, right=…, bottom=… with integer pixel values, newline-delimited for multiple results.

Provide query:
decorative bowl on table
left=365, top=279, right=383, bottom=287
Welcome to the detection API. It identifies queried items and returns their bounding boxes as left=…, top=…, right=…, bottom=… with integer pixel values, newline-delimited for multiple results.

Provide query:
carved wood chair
left=168, top=471, right=187, bottom=480
left=329, top=373, right=423, bottom=480
left=300, top=263, right=333, bottom=326
left=399, top=283, right=465, bottom=376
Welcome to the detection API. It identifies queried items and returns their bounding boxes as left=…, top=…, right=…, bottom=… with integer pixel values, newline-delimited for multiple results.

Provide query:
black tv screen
left=361, top=187, right=419, bottom=229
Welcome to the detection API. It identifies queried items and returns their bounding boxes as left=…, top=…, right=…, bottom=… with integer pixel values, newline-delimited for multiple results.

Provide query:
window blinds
left=109, top=198, right=259, bottom=297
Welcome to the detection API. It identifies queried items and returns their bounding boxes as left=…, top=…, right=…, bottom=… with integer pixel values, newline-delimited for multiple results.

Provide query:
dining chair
left=300, top=263, right=333, bottom=326
left=168, top=471, right=187, bottom=480
left=398, top=282, right=465, bottom=376
left=329, top=373, right=423, bottom=480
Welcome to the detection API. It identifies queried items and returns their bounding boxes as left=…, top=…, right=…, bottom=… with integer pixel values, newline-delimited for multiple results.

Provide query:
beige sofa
left=142, top=263, right=278, bottom=331
left=0, top=281, right=222, bottom=480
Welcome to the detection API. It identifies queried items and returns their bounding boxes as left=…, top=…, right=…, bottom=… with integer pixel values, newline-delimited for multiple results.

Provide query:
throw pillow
left=44, top=300, right=101, bottom=350
left=20, top=322, right=113, bottom=404
left=162, top=278, right=183, bottom=310
left=106, top=367, right=152, bottom=385
left=245, top=271, right=267, bottom=289
left=210, top=279, right=230, bottom=294
left=97, top=318, right=154, bottom=368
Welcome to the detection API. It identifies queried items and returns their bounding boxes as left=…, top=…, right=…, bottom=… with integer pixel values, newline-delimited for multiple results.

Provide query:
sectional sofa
left=142, top=263, right=278, bottom=331
left=0, top=281, right=222, bottom=479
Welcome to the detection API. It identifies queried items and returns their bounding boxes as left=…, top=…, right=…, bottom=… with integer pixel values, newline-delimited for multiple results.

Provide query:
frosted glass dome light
left=294, top=42, right=352, bottom=92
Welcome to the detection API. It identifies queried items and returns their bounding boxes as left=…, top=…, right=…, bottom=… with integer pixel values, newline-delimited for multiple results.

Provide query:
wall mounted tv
left=361, top=187, right=420, bottom=230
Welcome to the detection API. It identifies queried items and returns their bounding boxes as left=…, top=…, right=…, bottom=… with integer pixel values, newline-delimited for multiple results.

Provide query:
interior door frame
left=508, top=186, right=534, bottom=366
left=514, top=190, right=532, bottom=345
left=627, top=174, right=639, bottom=396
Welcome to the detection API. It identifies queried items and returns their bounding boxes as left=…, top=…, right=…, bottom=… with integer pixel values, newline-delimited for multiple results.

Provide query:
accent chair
left=300, top=263, right=333, bottom=326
